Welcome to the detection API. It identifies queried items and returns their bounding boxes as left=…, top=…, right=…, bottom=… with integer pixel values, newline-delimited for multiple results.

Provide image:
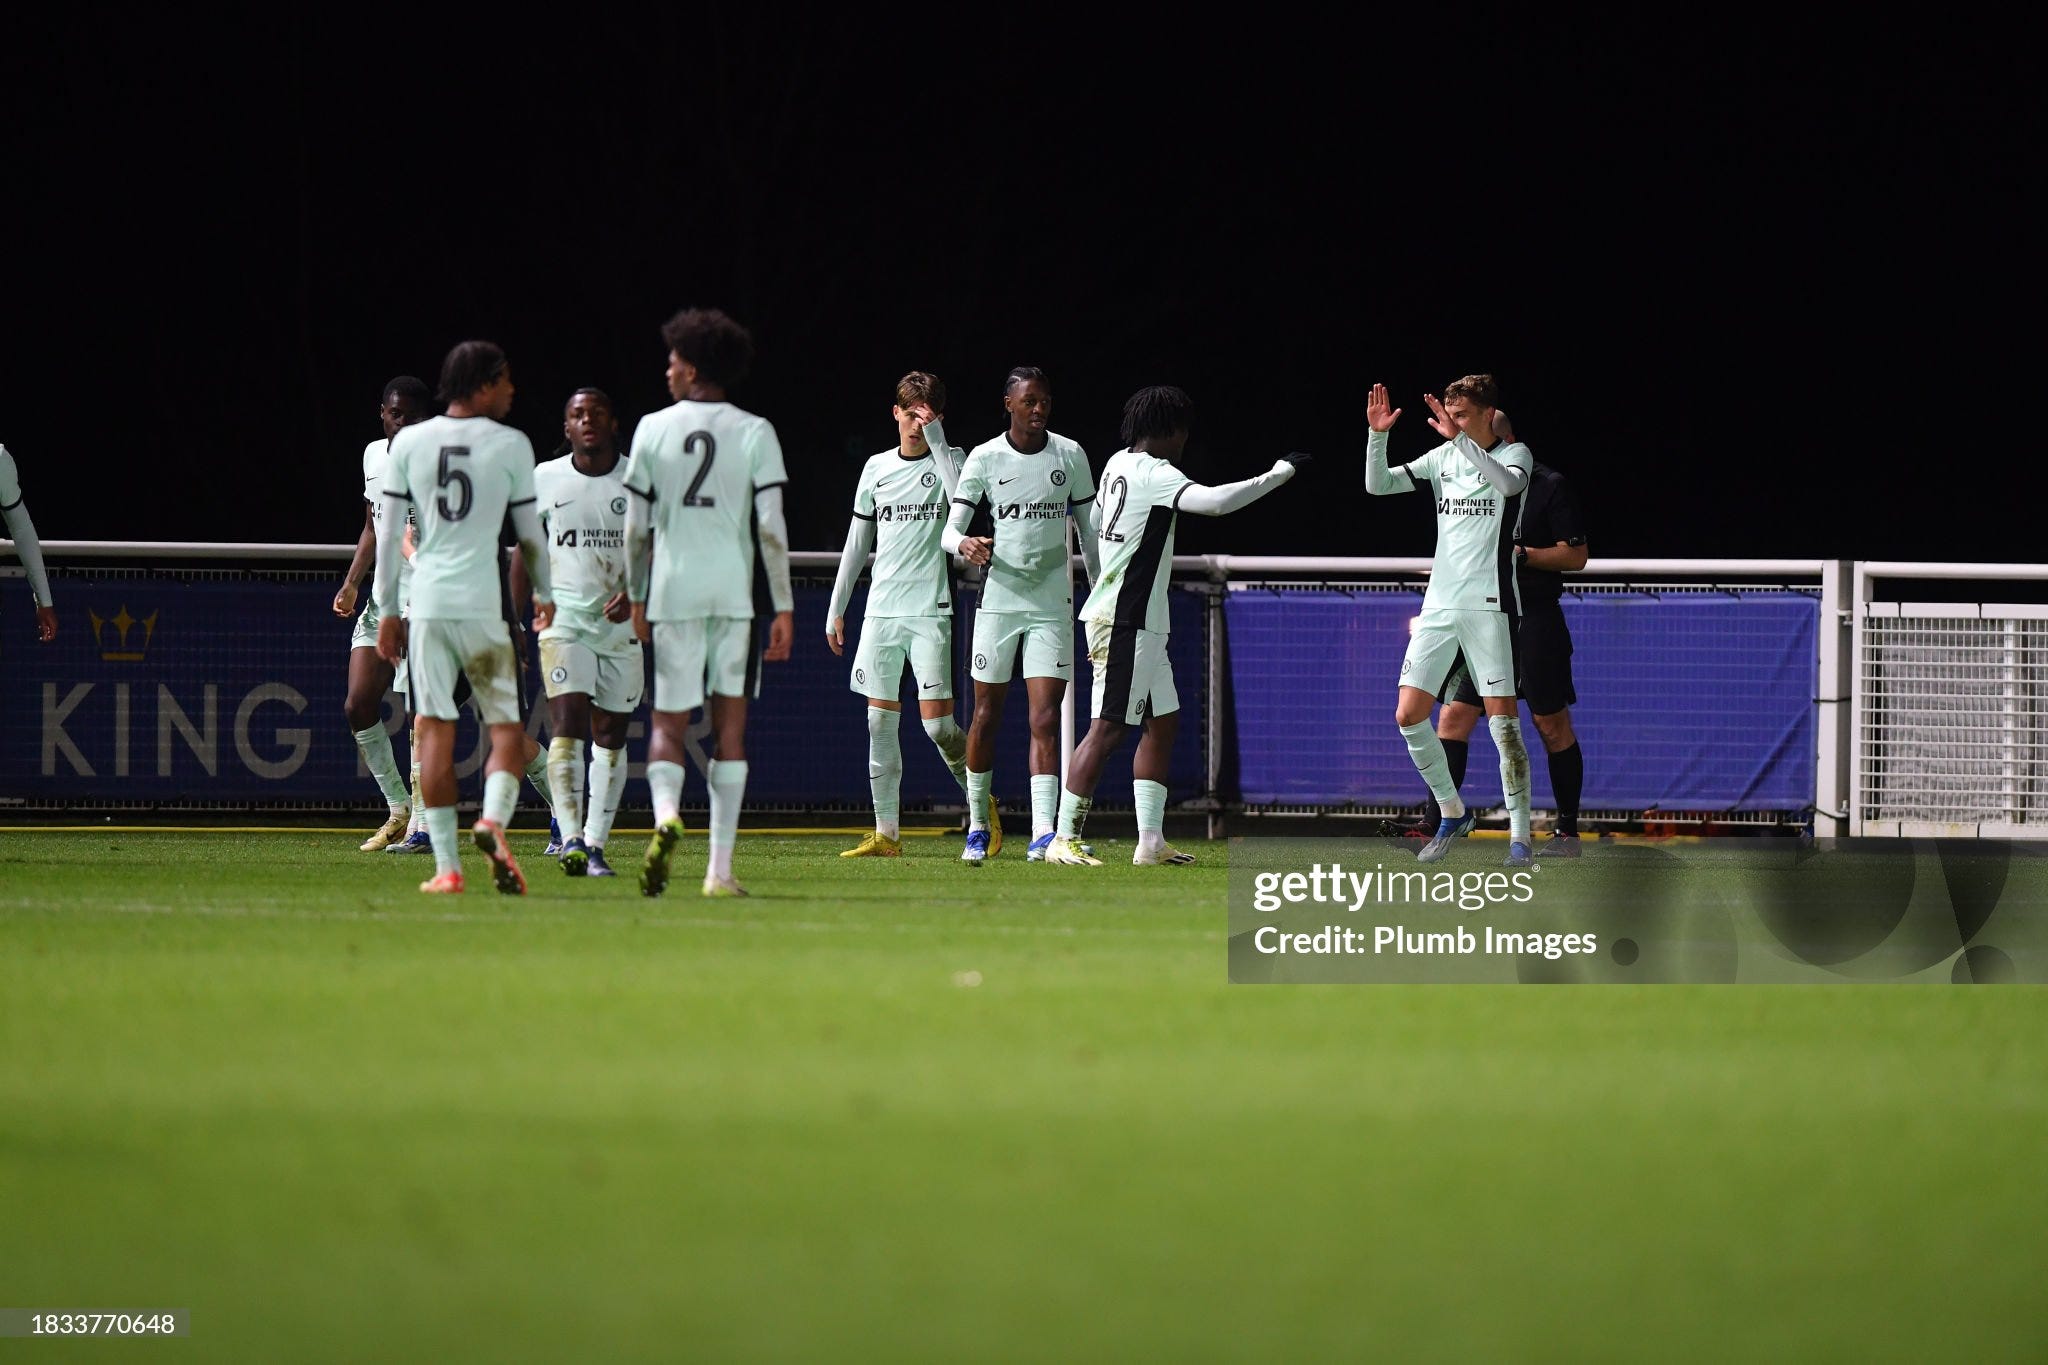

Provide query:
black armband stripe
left=950, top=496, right=977, bottom=508
left=852, top=511, right=876, bottom=522
left=1070, top=493, right=1095, bottom=505
left=508, top=496, right=536, bottom=508
left=628, top=485, right=655, bottom=502
left=753, top=480, right=789, bottom=495
left=382, top=488, right=413, bottom=501
left=1171, top=485, right=1190, bottom=510
left=0, top=494, right=22, bottom=512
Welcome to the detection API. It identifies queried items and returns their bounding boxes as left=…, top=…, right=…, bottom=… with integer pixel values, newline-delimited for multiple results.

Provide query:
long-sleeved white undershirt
left=1178, top=460, right=1297, bottom=515
left=826, top=514, right=876, bottom=628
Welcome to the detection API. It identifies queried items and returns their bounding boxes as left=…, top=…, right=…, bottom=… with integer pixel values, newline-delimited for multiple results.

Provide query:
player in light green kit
left=827, top=371, right=970, bottom=856
left=374, top=340, right=556, bottom=895
left=940, top=367, right=1099, bottom=863
left=625, top=308, right=795, bottom=898
left=1364, top=375, right=1537, bottom=867
left=1047, top=386, right=1306, bottom=865
left=332, top=376, right=432, bottom=850
left=512, top=387, right=642, bottom=877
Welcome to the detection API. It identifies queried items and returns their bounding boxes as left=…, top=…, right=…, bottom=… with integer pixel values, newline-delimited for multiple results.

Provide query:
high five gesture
left=1417, top=388, right=1466, bottom=444
left=1367, top=382, right=1403, bottom=433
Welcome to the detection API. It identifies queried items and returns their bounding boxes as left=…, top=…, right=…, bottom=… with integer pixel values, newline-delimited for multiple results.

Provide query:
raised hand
left=1367, top=383, right=1402, bottom=433
left=1424, top=393, right=1462, bottom=443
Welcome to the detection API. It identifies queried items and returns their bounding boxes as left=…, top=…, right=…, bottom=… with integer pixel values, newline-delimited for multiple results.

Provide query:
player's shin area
left=413, top=717, right=528, bottom=806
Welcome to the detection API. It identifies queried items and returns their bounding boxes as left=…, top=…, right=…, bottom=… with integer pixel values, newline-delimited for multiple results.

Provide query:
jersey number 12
left=1100, top=475, right=1129, bottom=543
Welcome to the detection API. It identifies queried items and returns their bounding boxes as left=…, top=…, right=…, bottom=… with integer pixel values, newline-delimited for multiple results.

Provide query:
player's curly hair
left=1004, top=366, right=1048, bottom=395
left=1443, top=373, right=1500, bottom=407
left=436, top=341, right=508, bottom=405
left=1120, top=385, right=1196, bottom=447
left=661, top=308, right=754, bottom=389
left=894, top=371, right=946, bottom=413
left=382, top=375, right=433, bottom=411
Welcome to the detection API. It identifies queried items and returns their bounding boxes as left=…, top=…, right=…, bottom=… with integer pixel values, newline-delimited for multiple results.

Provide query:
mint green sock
left=867, top=708, right=902, bottom=839
left=1401, top=721, right=1465, bottom=819
left=425, top=806, right=460, bottom=875
left=967, top=768, right=992, bottom=833
left=1057, top=788, right=1092, bottom=839
left=1134, top=778, right=1167, bottom=853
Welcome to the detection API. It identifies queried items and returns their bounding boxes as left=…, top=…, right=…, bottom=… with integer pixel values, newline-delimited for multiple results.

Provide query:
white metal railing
left=1851, top=562, right=2048, bottom=837
left=17, top=543, right=1830, bottom=578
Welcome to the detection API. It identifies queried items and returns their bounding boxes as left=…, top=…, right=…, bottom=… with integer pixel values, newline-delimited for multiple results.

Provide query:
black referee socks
left=1548, top=741, right=1584, bottom=835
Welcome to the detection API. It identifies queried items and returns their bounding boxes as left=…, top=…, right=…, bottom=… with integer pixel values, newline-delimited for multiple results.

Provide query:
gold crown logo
left=89, top=605, right=158, bottom=661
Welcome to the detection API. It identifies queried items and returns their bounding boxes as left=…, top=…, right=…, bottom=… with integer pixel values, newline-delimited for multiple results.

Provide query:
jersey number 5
left=682, top=431, right=717, bottom=507
left=437, top=447, right=473, bottom=522
left=1100, top=475, right=1129, bottom=543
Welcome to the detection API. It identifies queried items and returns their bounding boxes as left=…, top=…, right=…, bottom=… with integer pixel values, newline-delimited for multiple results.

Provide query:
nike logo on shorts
left=922, top=682, right=940, bottom=689
left=1487, top=676, right=1506, bottom=686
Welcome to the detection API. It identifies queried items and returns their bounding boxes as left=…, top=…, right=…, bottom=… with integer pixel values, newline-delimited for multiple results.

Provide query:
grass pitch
left=1, top=829, right=2043, bottom=1361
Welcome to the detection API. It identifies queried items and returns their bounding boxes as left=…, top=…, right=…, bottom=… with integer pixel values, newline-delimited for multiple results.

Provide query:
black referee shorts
left=1451, top=607, right=1576, bottom=716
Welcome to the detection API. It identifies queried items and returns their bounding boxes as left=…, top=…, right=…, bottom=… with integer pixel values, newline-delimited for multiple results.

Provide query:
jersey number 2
left=437, top=447, right=473, bottom=522
left=682, top=432, right=717, bottom=507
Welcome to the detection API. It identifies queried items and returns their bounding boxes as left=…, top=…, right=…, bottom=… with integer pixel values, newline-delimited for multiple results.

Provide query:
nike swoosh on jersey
left=554, top=498, right=575, bottom=507
left=998, top=476, right=1018, bottom=485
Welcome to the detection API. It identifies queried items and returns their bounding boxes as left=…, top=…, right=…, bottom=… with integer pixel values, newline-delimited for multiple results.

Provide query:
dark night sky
left=0, top=14, right=2026, bottom=567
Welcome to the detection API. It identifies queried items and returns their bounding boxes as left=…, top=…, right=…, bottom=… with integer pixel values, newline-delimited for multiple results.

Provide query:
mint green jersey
left=852, top=443, right=959, bottom=618
left=382, top=415, right=537, bottom=620
left=534, top=452, right=631, bottom=621
left=953, top=431, right=1095, bottom=616
left=625, top=399, right=788, bottom=621
left=1080, top=448, right=1193, bottom=633
left=1369, top=429, right=1533, bottom=613
left=360, top=437, right=414, bottom=611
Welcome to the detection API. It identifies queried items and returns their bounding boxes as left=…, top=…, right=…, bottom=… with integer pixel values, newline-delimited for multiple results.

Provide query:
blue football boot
left=1415, top=810, right=1477, bottom=863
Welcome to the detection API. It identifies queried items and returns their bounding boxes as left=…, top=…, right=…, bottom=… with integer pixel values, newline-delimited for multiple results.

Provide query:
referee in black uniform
left=1435, top=410, right=1590, bottom=856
